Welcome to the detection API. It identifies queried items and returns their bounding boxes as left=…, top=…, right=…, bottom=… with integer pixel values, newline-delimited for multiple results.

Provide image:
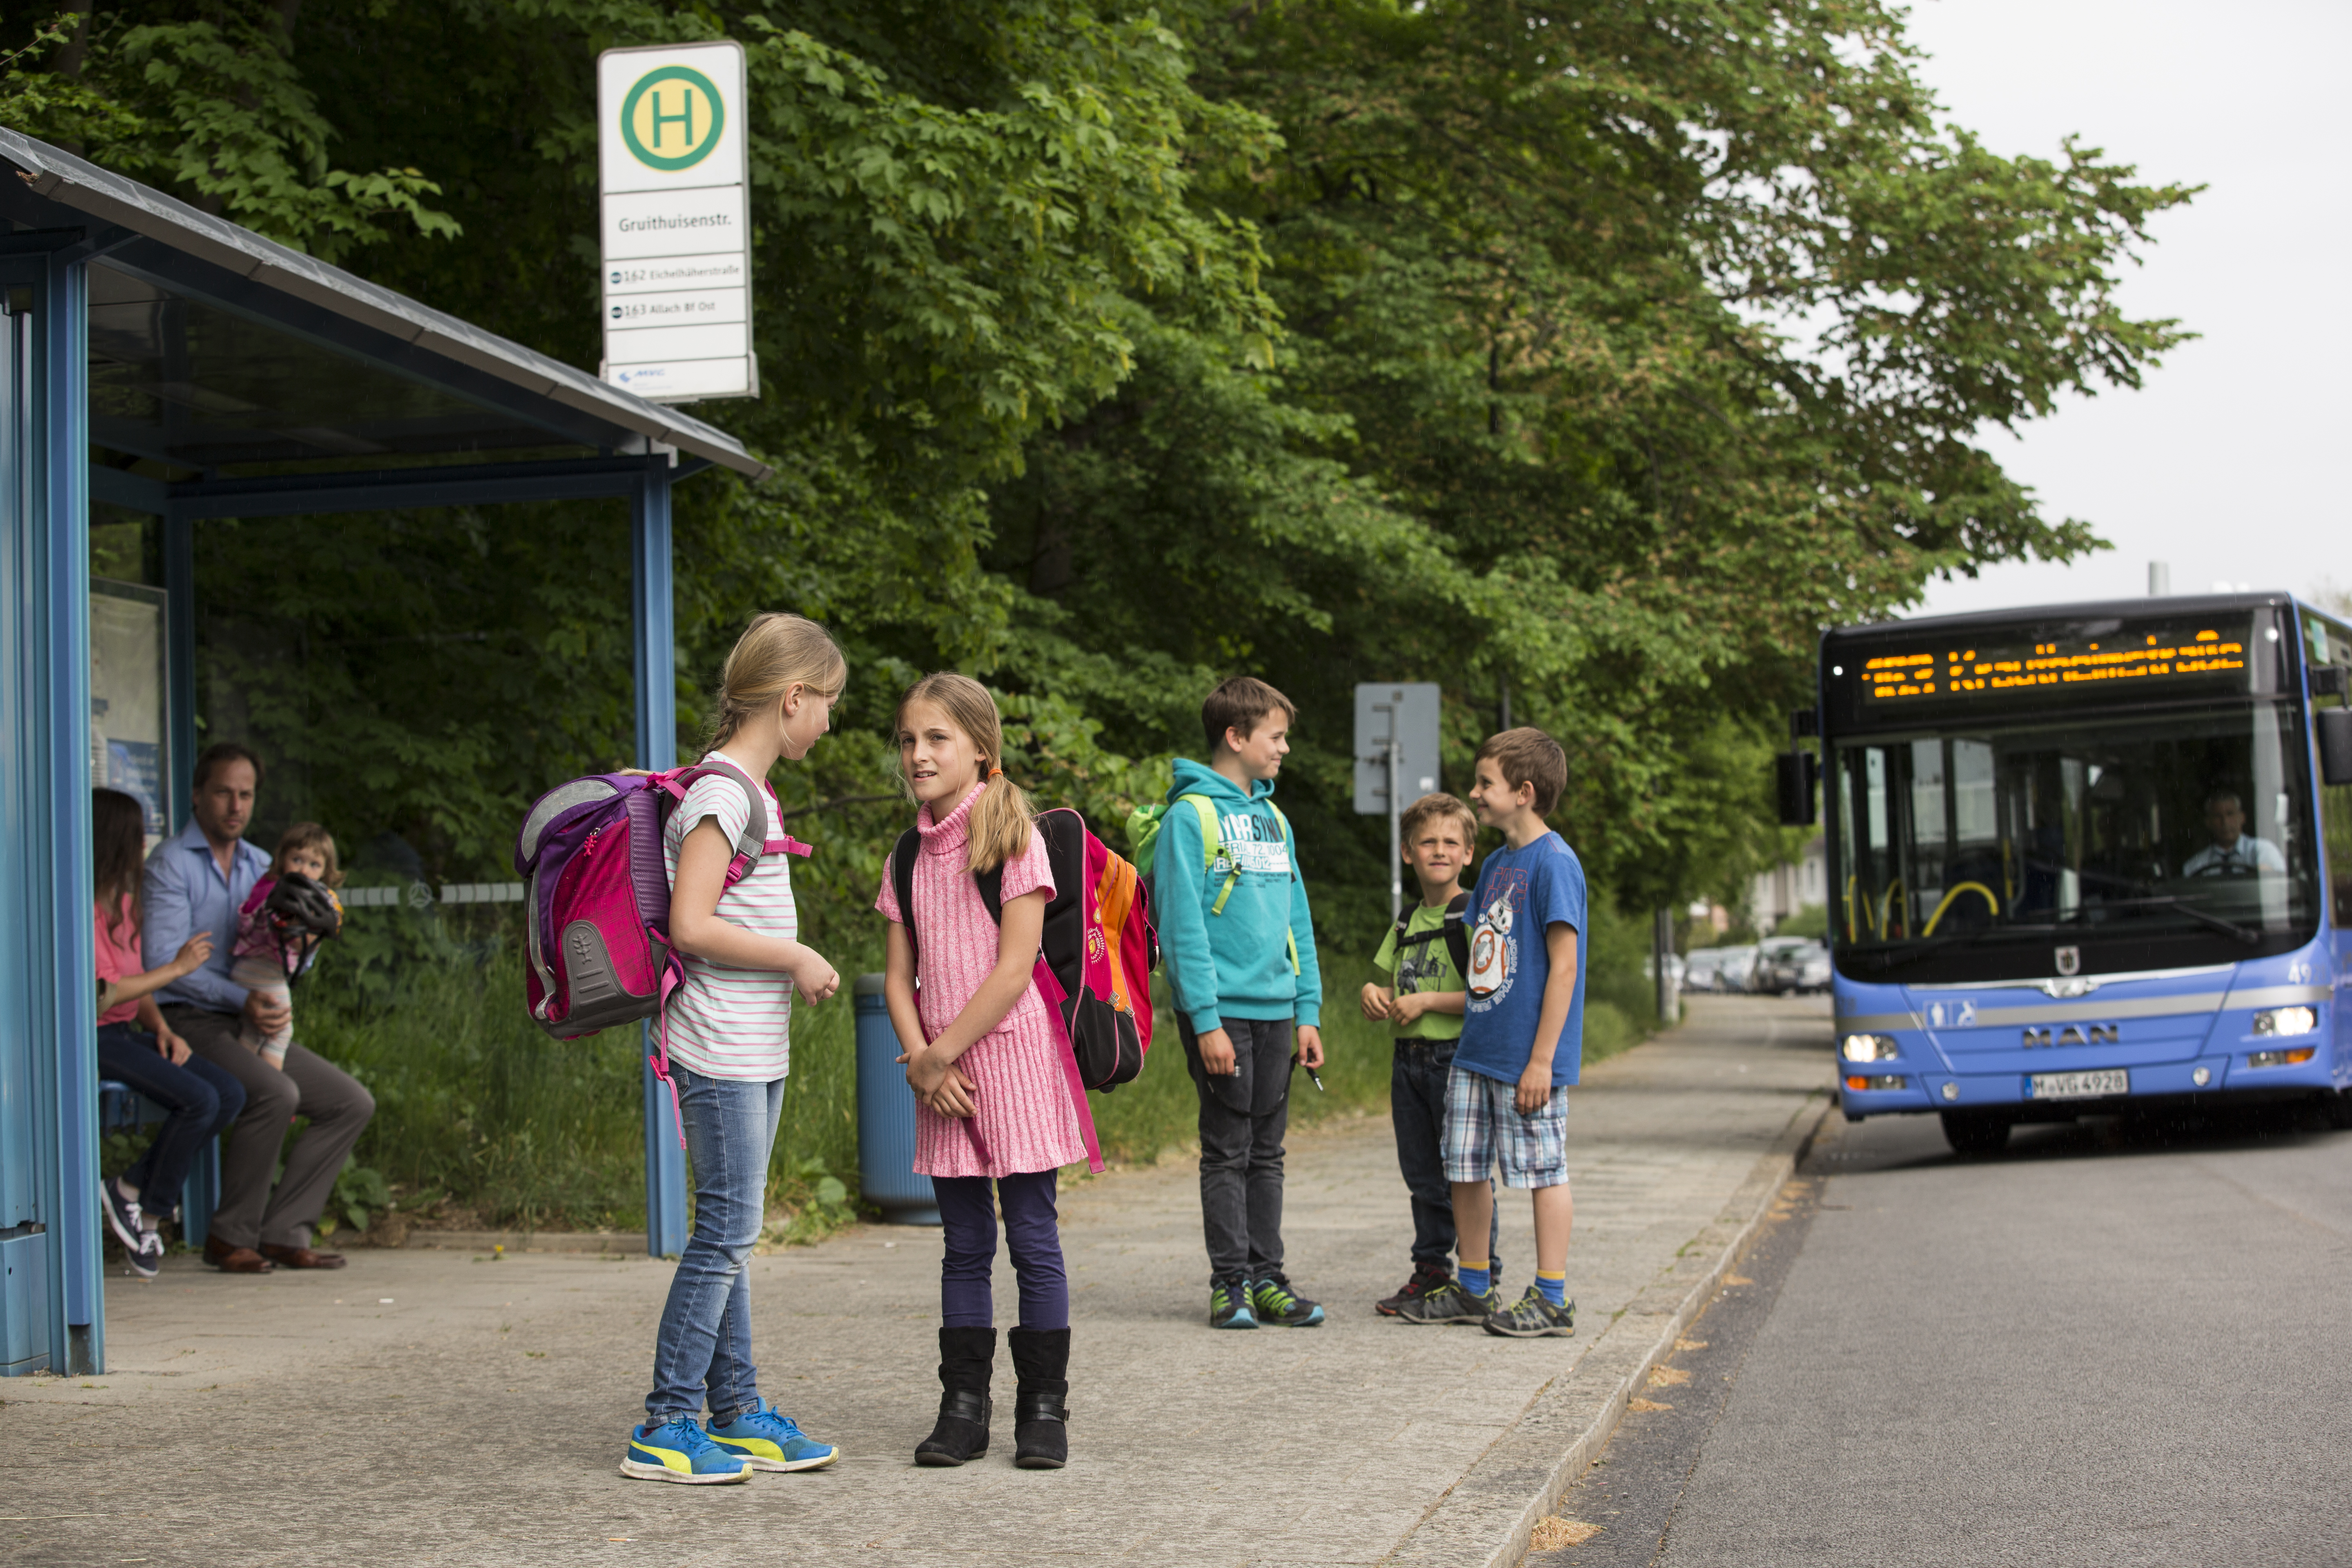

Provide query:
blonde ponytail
left=708, top=613, right=848, bottom=749
left=895, top=672, right=1034, bottom=873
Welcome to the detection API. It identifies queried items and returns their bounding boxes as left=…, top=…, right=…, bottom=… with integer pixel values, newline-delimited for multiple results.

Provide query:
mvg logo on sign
left=2022, top=1024, right=2118, bottom=1047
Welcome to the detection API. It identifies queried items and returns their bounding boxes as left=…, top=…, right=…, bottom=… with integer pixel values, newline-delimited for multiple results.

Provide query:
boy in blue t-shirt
left=1429, top=727, right=1585, bottom=1337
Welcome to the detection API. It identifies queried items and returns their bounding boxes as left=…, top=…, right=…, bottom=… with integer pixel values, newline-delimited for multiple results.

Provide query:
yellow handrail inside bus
left=1879, top=878, right=1904, bottom=940
left=1842, top=875, right=1859, bottom=943
left=1922, top=881, right=2000, bottom=937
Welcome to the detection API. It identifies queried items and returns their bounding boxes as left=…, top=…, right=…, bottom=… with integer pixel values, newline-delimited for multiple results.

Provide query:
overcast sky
left=1897, top=0, right=2350, bottom=620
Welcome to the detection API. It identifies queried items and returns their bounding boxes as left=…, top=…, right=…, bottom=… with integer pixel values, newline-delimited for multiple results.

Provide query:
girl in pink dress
left=877, top=672, right=1084, bottom=1472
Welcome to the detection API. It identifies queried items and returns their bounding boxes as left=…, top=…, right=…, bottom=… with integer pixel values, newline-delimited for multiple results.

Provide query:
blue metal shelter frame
left=0, top=131, right=743, bottom=1374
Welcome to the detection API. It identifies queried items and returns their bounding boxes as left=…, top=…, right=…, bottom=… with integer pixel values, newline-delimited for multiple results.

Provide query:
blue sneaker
left=706, top=1399, right=839, bottom=1472
left=620, top=1415, right=753, bottom=1483
left=1209, top=1276, right=1258, bottom=1329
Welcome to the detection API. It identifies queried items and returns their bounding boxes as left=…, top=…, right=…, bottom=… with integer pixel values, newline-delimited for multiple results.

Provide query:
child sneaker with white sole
left=620, top=1415, right=753, bottom=1484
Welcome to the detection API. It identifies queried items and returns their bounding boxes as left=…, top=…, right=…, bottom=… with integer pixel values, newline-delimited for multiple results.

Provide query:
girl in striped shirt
left=877, top=673, right=1085, bottom=1470
left=621, top=612, right=847, bottom=1486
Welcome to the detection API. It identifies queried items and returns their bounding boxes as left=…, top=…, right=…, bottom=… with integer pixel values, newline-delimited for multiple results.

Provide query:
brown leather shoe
left=203, top=1236, right=275, bottom=1273
left=258, top=1243, right=346, bottom=1270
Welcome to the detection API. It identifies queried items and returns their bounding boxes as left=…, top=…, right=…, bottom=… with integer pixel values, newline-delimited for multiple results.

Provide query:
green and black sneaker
left=1209, top=1276, right=1259, bottom=1330
left=1482, top=1285, right=1575, bottom=1338
left=1393, top=1280, right=1498, bottom=1325
left=1250, top=1272, right=1326, bottom=1327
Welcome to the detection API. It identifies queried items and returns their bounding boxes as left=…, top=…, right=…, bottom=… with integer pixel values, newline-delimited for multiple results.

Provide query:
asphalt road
left=1534, top=1082, right=2352, bottom=1568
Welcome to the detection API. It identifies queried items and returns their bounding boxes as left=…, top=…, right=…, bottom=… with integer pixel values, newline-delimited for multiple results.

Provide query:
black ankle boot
left=1007, top=1326, right=1070, bottom=1470
left=915, top=1326, right=995, bottom=1466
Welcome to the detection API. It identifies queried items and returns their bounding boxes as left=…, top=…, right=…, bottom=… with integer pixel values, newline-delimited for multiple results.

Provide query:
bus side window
left=2323, top=769, right=2352, bottom=926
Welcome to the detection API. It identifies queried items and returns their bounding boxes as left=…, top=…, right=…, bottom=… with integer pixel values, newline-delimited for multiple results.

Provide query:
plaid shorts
left=1441, top=1063, right=1569, bottom=1189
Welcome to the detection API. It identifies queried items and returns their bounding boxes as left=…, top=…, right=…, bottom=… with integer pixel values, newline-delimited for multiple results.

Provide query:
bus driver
left=2182, top=789, right=2286, bottom=878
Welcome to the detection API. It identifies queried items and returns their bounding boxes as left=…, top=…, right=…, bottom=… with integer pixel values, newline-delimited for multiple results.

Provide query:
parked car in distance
left=1683, top=944, right=1759, bottom=993
left=1755, top=936, right=1830, bottom=995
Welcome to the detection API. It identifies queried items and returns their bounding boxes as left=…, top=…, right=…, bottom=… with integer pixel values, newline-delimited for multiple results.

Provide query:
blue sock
left=1536, top=1268, right=1566, bottom=1307
left=1459, top=1259, right=1490, bottom=1297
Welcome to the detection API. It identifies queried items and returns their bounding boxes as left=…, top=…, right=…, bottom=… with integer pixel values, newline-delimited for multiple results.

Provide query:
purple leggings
left=934, top=1168, right=1067, bottom=1330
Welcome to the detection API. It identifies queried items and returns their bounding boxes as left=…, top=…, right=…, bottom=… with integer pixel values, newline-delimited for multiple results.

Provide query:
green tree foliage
left=13, top=0, right=2191, bottom=955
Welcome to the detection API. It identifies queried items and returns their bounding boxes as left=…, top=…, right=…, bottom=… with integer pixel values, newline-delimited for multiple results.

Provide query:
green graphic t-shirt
left=1372, top=899, right=1468, bottom=1042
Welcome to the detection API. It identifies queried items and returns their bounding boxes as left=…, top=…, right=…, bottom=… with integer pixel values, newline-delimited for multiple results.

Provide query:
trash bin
left=854, top=972, right=939, bottom=1225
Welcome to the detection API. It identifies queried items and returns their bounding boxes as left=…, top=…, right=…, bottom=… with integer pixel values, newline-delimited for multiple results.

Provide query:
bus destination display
left=1857, top=626, right=2247, bottom=707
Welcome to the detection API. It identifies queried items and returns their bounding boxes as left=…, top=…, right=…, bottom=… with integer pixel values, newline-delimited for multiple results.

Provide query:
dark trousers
left=95, top=1023, right=246, bottom=1206
left=1178, top=1013, right=1292, bottom=1285
left=164, top=1005, right=375, bottom=1251
left=1391, top=1041, right=1499, bottom=1275
left=934, top=1168, right=1067, bottom=1330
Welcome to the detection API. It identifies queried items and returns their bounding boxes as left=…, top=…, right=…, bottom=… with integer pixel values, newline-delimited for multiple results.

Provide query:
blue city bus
left=1792, top=593, right=2352, bottom=1154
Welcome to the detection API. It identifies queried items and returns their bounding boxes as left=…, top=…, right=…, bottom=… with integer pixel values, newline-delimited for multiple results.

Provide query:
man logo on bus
left=620, top=65, right=724, bottom=172
left=2054, top=945, right=2080, bottom=977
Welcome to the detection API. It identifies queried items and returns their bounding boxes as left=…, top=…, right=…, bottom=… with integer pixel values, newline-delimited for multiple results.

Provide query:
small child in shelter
left=877, top=671, right=1085, bottom=1471
left=230, top=822, right=345, bottom=1069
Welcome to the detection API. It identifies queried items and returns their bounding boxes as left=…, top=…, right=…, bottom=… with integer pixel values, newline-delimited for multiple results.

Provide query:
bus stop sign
left=1354, top=683, right=1441, bottom=814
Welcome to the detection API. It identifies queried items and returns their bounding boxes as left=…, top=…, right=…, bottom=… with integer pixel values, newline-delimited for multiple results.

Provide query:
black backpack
left=1390, top=892, right=1472, bottom=987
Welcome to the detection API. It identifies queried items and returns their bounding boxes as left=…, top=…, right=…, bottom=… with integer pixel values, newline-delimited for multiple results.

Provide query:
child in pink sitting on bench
left=230, top=822, right=343, bottom=1069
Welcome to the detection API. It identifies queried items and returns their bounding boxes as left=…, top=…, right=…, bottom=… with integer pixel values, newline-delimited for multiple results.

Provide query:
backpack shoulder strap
left=976, top=863, right=1005, bottom=925
left=892, top=829, right=922, bottom=961
left=671, top=757, right=814, bottom=881
left=1181, top=793, right=1223, bottom=868
left=1443, top=890, right=1472, bottom=977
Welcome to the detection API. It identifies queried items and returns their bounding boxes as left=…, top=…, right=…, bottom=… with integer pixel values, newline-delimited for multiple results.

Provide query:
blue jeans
left=645, top=1065, right=785, bottom=1424
left=1392, top=1041, right=1499, bottom=1274
left=95, top=1023, right=245, bottom=1205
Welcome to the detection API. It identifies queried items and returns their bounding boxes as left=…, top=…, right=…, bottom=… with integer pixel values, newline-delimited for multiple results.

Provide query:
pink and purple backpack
left=514, top=759, right=810, bottom=1127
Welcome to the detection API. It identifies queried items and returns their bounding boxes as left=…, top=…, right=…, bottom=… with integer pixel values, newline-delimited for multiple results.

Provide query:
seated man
left=2182, top=789, right=2287, bottom=878
left=144, top=743, right=375, bottom=1273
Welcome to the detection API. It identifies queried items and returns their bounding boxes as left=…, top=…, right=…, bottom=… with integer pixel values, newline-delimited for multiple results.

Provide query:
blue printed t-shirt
left=1455, top=831, right=1588, bottom=1087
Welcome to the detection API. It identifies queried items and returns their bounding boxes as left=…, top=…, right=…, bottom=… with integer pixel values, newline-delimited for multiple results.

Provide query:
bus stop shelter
left=0, top=129, right=746, bottom=1376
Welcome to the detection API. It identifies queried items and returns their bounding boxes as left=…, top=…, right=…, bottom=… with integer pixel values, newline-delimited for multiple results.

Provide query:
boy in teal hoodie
left=1155, top=677, right=1326, bottom=1330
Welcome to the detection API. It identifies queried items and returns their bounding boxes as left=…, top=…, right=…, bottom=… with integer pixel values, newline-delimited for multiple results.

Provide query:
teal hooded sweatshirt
left=1153, top=758, right=1323, bottom=1031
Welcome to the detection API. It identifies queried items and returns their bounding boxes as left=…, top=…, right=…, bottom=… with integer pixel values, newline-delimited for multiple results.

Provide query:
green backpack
left=1126, top=793, right=1301, bottom=973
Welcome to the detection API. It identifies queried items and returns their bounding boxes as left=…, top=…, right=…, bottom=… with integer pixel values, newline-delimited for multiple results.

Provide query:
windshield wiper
left=2087, top=895, right=2263, bottom=945
left=1847, top=923, right=2069, bottom=975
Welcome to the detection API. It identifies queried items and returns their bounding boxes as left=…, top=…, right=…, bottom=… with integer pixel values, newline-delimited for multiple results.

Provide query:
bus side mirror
left=1775, top=751, right=1818, bottom=826
left=2313, top=665, right=2349, bottom=699
left=2320, top=708, right=2352, bottom=786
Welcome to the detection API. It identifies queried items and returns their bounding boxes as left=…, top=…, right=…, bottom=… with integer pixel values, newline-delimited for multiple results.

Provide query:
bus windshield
left=1833, top=702, right=2319, bottom=981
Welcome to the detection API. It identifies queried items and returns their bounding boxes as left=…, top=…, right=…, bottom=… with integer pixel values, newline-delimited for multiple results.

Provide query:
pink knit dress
left=873, top=790, right=1087, bottom=1179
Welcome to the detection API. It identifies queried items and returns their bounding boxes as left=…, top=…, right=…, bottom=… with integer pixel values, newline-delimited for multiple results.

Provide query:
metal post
left=1387, top=740, right=1403, bottom=924
left=161, top=510, right=194, bottom=837
left=43, top=251, right=99, bottom=1373
left=631, top=457, right=688, bottom=1258
left=1653, top=906, right=1678, bottom=1027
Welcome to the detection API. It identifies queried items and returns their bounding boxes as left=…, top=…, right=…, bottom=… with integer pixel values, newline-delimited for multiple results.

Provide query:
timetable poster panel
left=597, top=40, right=755, bottom=402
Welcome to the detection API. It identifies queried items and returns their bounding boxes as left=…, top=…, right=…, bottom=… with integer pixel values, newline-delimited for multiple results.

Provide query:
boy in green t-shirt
left=1359, top=792, right=1499, bottom=1318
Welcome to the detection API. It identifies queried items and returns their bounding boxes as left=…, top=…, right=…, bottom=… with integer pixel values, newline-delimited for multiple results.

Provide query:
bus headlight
left=1840, top=1033, right=1899, bottom=1062
left=2246, top=1047, right=2317, bottom=1069
left=2251, top=1006, right=2317, bottom=1037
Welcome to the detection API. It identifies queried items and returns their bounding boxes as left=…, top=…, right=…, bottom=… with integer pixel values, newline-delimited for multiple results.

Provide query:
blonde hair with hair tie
left=707, top=612, right=849, bottom=750
left=895, top=672, right=1034, bottom=874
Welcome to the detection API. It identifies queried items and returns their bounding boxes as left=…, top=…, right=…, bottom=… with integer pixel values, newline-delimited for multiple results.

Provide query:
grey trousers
left=164, top=1005, right=376, bottom=1250
left=1178, top=1013, right=1293, bottom=1285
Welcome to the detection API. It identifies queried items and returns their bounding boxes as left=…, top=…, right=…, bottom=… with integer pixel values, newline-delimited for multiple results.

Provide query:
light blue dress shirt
left=143, top=818, right=271, bottom=1013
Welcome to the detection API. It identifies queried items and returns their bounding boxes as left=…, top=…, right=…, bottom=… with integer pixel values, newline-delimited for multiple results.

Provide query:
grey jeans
left=1178, top=1013, right=1293, bottom=1285
left=165, top=1005, right=376, bottom=1251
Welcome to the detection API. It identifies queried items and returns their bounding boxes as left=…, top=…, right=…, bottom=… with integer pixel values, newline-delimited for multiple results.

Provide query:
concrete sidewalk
left=1, top=996, right=1830, bottom=1568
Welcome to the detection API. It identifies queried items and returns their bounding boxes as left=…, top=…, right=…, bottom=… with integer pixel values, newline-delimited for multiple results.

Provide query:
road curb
left=1382, top=1086, right=1835, bottom=1568
left=386, top=1229, right=646, bottom=1254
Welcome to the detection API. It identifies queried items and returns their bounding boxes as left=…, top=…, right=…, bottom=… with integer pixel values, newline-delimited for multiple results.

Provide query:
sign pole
left=1388, top=739, right=1403, bottom=924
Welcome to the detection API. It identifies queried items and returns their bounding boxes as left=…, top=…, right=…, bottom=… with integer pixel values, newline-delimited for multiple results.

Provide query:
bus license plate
left=2028, top=1069, right=2128, bottom=1100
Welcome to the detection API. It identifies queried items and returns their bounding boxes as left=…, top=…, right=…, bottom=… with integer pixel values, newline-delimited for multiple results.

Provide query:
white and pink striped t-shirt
left=661, top=761, right=796, bottom=1081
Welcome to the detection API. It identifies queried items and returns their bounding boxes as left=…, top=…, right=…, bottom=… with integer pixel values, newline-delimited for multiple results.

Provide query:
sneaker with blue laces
left=706, top=1399, right=839, bottom=1472
left=619, top=1414, right=753, bottom=1483
left=1209, top=1276, right=1258, bottom=1329
left=1250, top=1272, right=1325, bottom=1327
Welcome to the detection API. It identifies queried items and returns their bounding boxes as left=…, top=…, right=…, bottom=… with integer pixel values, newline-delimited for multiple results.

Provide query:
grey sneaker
left=1393, top=1280, right=1498, bottom=1325
left=1482, top=1285, right=1575, bottom=1338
